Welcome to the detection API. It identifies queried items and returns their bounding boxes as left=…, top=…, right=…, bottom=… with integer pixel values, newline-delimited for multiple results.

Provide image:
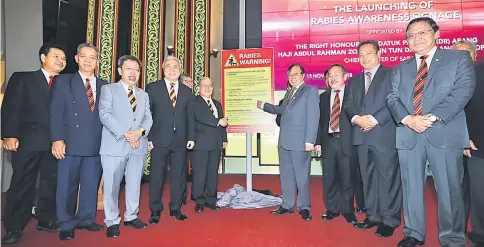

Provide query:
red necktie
left=413, top=55, right=428, bottom=115
left=330, top=90, right=341, bottom=132
left=48, top=76, right=54, bottom=88
left=85, top=78, right=95, bottom=112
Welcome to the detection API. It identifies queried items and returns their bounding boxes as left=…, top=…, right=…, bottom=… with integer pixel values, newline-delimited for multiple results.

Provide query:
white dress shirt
left=164, top=78, right=179, bottom=97
left=120, top=80, right=137, bottom=97
left=41, top=68, right=54, bottom=84
left=79, top=71, right=97, bottom=100
left=201, top=96, right=219, bottom=118
left=350, top=65, right=381, bottom=125
left=329, top=86, right=345, bottom=133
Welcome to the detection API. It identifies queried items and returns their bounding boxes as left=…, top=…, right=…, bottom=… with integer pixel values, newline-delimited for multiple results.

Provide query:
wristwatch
left=139, top=128, right=146, bottom=136
left=428, top=115, right=440, bottom=123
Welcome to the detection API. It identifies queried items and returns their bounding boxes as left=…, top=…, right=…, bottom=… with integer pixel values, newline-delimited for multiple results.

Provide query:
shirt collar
left=332, top=85, right=345, bottom=93
left=120, top=80, right=134, bottom=90
left=201, top=95, right=212, bottom=102
left=415, top=46, right=437, bottom=60
left=78, top=71, right=95, bottom=82
left=40, top=68, right=53, bottom=82
left=364, top=64, right=380, bottom=76
left=164, top=78, right=178, bottom=86
left=292, top=81, right=304, bottom=90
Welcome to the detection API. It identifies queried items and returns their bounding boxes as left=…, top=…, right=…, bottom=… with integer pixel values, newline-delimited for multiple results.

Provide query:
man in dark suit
left=387, top=17, right=475, bottom=247
left=454, top=41, right=484, bottom=246
left=146, top=56, right=194, bottom=222
left=188, top=77, right=228, bottom=212
left=315, top=64, right=357, bottom=224
left=49, top=43, right=107, bottom=240
left=179, top=73, right=195, bottom=204
left=1, top=44, right=66, bottom=245
left=345, top=40, right=401, bottom=238
left=257, top=64, right=320, bottom=221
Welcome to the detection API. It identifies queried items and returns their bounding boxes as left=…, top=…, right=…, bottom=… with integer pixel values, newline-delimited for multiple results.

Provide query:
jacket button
left=75, top=113, right=78, bottom=116
left=76, top=125, right=80, bottom=128
left=73, top=101, right=76, bottom=104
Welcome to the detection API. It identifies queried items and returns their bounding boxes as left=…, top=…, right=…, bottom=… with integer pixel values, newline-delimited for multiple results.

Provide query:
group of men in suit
left=259, top=17, right=481, bottom=247
left=1, top=43, right=228, bottom=244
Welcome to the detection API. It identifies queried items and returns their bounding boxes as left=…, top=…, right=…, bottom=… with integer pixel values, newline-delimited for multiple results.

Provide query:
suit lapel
left=363, top=66, right=383, bottom=102
left=35, top=69, right=50, bottom=99
left=116, top=81, right=134, bottom=116
left=71, top=73, right=91, bottom=110
left=424, top=48, right=443, bottom=92
left=95, top=78, right=103, bottom=111
left=288, top=83, right=305, bottom=106
left=198, top=96, right=215, bottom=117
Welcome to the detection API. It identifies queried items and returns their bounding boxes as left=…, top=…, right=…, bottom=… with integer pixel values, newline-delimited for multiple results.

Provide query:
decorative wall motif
left=97, top=0, right=118, bottom=82
left=131, top=0, right=142, bottom=58
left=142, top=0, right=165, bottom=86
left=175, top=0, right=189, bottom=73
left=191, top=0, right=210, bottom=94
left=86, top=0, right=96, bottom=44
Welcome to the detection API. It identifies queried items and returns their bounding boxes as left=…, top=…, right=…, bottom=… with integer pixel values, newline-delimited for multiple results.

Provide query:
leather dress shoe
left=1, top=230, right=22, bottom=245
left=321, top=211, right=340, bottom=220
left=397, top=237, right=425, bottom=247
left=124, top=218, right=148, bottom=229
left=343, top=213, right=358, bottom=224
left=59, top=229, right=75, bottom=241
left=195, top=204, right=204, bottom=212
left=270, top=206, right=294, bottom=215
left=106, top=224, right=120, bottom=238
left=75, top=223, right=104, bottom=231
left=374, top=223, right=395, bottom=237
left=204, top=203, right=220, bottom=211
left=36, top=221, right=60, bottom=232
left=299, top=209, right=312, bottom=221
left=170, top=210, right=188, bottom=220
left=468, top=231, right=484, bottom=246
left=354, top=218, right=379, bottom=229
left=149, top=210, right=161, bottom=224
left=356, top=206, right=367, bottom=213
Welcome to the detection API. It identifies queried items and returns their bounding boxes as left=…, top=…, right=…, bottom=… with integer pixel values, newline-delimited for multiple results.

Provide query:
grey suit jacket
left=99, top=81, right=153, bottom=156
left=387, top=48, right=475, bottom=150
left=263, top=83, right=320, bottom=151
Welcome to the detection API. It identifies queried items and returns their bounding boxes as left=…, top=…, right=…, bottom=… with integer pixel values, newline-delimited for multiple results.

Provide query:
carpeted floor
left=1, top=174, right=474, bottom=247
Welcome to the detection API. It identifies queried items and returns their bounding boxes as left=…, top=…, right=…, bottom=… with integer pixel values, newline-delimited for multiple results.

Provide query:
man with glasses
left=49, top=43, right=108, bottom=240
left=257, top=64, right=320, bottom=221
left=387, top=17, right=475, bottom=247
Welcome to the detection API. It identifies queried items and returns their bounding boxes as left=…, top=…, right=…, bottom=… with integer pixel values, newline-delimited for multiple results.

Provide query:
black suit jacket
left=1, top=70, right=52, bottom=151
left=188, top=96, right=228, bottom=151
left=344, top=65, right=396, bottom=148
left=316, top=89, right=353, bottom=157
left=146, top=80, right=193, bottom=151
left=466, top=62, right=484, bottom=158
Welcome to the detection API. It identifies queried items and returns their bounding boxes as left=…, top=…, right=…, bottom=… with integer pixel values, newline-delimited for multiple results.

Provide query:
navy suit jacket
left=49, top=72, right=107, bottom=156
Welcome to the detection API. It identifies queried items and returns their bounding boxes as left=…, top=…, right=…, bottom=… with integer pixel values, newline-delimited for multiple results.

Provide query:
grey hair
left=178, top=73, right=192, bottom=83
left=452, top=40, right=477, bottom=53
left=162, top=55, right=181, bottom=69
left=76, top=43, right=99, bottom=57
left=117, top=55, right=142, bottom=69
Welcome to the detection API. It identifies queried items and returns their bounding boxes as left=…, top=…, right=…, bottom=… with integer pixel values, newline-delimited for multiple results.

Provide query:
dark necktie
left=170, top=83, right=177, bottom=107
left=128, top=86, right=136, bottom=114
left=207, top=99, right=216, bottom=117
left=285, top=87, right=296, bottom=105
left=330, top=90, right=341, bottom=132
left=413, top=55, right=428, bottom=115
left=85, top=78, right=95, bottom=112
left=48, top=75, right=54, bottom=88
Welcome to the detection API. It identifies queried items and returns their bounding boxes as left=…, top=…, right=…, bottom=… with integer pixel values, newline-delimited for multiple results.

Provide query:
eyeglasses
left=123, top=67, right=140, bottom=72
left=406, top=29, right=433, bottom=40
left=200, top=84, right=213, bottom=88
left=359, top=52, right=376, bottom=57
left=287, top=72, right=302, bottom=77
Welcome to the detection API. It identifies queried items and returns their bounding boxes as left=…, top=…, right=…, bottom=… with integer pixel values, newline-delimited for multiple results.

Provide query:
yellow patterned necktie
left=170, top=83, right=177, bottom=107
left=207, top=99, right=216, bottom=117
left=128, top=86, right=136, bottom=114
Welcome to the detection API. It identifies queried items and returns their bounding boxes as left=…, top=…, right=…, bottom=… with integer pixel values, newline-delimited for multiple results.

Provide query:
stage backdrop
left=262, top=0, right=484, bottom=90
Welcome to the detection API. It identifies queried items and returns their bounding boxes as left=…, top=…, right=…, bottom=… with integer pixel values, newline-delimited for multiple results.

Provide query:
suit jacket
left=188, top=96, right=228, bottom=151
left=315, top=90, right=353, bottom=157
left=344, top=66, right=396, bottom=149
left=387, top=48, right=476, bottom=149
left=1, top=70, right=52, bottom=151
left=263, top=83, right=320, bottom=151
left=99, top=82, right=153, bottom=156
left=465, top=62, right=484, bottom=158
left=49, top=73, right=107, bottom=156
left=275, top=99, right=284, bottom=127
left=145, top=80, right=193, bottom=151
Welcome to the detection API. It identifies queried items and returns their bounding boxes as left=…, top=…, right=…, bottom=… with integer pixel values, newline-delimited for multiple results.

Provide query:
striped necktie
left=365, top=71, right=372, bottom=94
left=85, top=78, right=95, bottom=112
left=170, top=83, right=177, bottom=107
left=413, top=55, right=428, bottom=115
left=128, top=86, right=136, bottom=114
left=330, top=90, right=341, bottom=132
left=207, top=99, right=216, bottom=117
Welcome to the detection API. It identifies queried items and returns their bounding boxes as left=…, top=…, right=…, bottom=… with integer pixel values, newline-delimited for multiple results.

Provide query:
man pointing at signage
left=257, top=64, right=320, bottom=221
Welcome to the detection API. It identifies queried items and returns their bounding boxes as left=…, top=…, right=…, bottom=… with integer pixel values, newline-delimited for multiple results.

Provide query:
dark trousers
left=56, top=155, right=102, bottom=230
left=463, top=158, right=470, bottom=233
left=3, top=149, right=57, bottom=231
left=351, top=156, right=365, bottom=207
left=322, top=137, right=354, bottom=215
left=191, top=150, right=221, bottom=205
left=466, top=156, right=484, bottom=244
left=149, top=146, right=187, bottom=211
left=182, top=151, right=193, bottom=201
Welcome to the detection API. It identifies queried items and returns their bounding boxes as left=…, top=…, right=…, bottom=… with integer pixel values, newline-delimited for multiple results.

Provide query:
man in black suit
left=345, top=40, right=401, bottom=237
left=454, top=41, right=484, bottom=246
left=315, top=64, right=358, bottom=224
left=146, top=56, right=194, bottom=222
left=49, top=43, right=107, bottom=240
left=1, top=44, right=66, bottom=245
left=179, top=73, right=195, bottom=204
left=188, top=77, right=228, bottom=212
